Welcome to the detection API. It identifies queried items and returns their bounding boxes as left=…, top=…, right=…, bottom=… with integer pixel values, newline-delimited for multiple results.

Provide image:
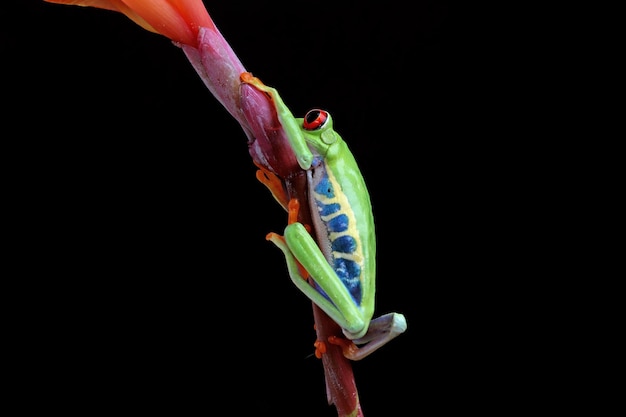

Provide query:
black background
left=4, top=2, right=506, bottom=416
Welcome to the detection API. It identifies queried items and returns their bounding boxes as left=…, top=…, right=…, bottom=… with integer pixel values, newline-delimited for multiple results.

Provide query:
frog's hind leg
left=329, top=312, right=407, bottom=360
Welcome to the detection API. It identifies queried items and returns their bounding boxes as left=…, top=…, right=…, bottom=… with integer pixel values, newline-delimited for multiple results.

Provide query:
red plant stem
left=311, top=303, right=363, bottom=417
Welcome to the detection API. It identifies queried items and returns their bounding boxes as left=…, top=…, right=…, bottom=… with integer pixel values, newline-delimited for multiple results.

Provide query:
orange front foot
left=240, top=71, right=263, bottom=87
left=240, top=72, right=273, bottom=98
left=328, top=336, right=359, bottom=359
left=255, top=162, right=288, bottom=210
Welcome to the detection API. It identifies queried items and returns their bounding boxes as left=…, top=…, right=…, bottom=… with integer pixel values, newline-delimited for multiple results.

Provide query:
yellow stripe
left=313, top=168, right=364, bottom=269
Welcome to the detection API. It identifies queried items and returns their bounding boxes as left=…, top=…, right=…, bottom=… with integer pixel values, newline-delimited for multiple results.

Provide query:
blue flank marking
left=319, top=203, right=340, bottom=216
left=313, top=171, right=363, bottom=306
left=334, top=258, right=362, bottom=305
left=314, top=176, right=334, bottom=197
left=328, top=213, right=348, bottom=232
left=331, top=235, right=356, bottom=253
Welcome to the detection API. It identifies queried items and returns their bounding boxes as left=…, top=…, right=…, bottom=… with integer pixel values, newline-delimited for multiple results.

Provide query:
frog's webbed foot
left=240, top=72, right=274, bottom=99
left=327, top=335, right=359, bottom=359
left=329, top=312, right=407, bottom=361
left=254, top=162, right=288, bottom=210
left=313, top=339, right=327, bottom=359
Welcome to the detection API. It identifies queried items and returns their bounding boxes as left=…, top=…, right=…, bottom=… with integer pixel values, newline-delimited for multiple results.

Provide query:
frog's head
left=298, top=109, right=342, bottom=157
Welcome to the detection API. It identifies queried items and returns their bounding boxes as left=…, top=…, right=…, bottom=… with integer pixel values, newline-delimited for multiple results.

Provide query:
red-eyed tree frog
left=241, top=73, right=407, bottom=360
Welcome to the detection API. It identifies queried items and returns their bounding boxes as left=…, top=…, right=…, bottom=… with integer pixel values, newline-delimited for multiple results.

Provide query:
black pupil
left=306, top=110, right=321, bottom=125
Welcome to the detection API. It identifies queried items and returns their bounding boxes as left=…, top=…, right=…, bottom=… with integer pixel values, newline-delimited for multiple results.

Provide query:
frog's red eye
left=303, top=109, right=328, bottom=130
